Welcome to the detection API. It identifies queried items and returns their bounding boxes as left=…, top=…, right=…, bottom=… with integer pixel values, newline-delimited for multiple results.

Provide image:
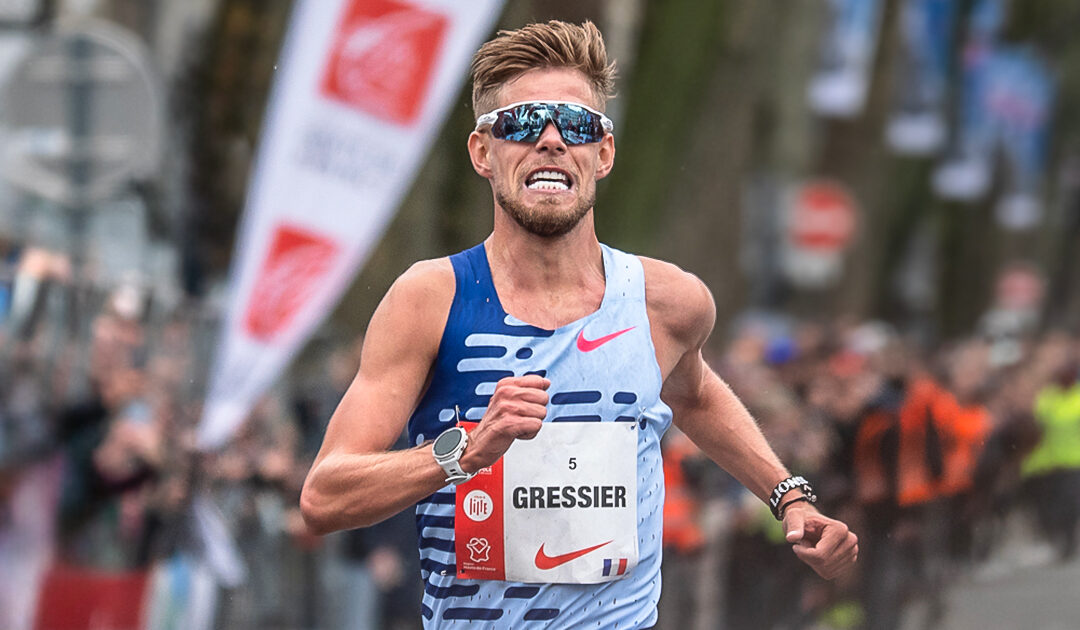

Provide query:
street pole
left=58, top=29, right=93, bottom=400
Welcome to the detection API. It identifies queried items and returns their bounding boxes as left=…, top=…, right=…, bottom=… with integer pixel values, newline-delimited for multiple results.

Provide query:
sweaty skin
left=300, top=67, right=857, bottom=580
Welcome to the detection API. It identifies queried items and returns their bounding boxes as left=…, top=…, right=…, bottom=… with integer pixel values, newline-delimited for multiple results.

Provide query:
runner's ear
left=468, top=131, right=493, bottom=178
left=594, top=133, right=615, bottom=180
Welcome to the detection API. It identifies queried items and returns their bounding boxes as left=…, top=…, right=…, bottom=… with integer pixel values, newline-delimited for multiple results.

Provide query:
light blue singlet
left=407, top=242, right=673, bottom=629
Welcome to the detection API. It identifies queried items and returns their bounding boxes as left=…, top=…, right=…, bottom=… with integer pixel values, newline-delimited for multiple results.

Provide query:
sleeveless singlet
left=408, top=242, right=672, bottom=629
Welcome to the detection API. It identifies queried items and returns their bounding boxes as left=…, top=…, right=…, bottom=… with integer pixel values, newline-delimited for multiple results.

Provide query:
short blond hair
left=470, top=20, right=616, bottom=117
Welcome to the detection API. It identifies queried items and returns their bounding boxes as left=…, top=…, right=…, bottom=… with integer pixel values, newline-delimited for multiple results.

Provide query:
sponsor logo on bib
left=466, top=537, right=491, bottom=563
left=463, top=490, right=494, bottom=522
left=534, top=540, right=612, bottom=570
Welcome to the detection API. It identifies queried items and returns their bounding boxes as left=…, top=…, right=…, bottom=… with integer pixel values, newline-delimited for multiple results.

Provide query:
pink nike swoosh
left=576, top=326, right=635, bottom=352
left=534, top=540, right=613, bottom=570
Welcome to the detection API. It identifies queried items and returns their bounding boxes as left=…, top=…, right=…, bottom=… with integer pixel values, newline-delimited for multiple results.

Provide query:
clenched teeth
left=526, top=170, right=570, bottom=191
left=528, top=180, right=569, bottom=191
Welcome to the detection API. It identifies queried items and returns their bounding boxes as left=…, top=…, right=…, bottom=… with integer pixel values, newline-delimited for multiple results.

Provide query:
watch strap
left=440, top=457, right=474, bottom=485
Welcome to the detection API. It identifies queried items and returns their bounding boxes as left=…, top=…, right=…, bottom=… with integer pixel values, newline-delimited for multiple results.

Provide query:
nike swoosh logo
left=576, top=326, right=635, bottom=352
left=534, top=540, right=612, bottom=570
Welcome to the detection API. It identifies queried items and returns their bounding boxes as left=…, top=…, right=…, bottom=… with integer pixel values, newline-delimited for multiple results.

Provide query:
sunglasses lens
left=554, top=104, right=604, bottom=144
left=490, top=104, right=606, bottom=145
left=491, top=107, right=541, bottom=142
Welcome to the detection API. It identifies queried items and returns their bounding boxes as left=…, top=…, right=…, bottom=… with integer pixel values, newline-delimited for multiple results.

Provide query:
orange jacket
left=854, top=409, right=895, bottom=505
left=938, top=402, right=991, bottom=496
left=662, top=434, right=705, bottom=554
left=897, top=377, right=949, bottom=506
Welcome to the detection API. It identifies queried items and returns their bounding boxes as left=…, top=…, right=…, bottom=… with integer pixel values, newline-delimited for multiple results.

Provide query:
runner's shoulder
left=639, top=256, right=715, bottom=347
left=388, top=255, right=455, bottom=306
left=395, top=257, right=455, bottom=293
left=374, top=257, right=455, bottom=333
left=350, top=258, right=455, bottom=379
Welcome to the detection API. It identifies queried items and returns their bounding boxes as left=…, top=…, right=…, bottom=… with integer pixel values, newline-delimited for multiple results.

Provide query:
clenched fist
left=460, top=374, right=550, bottom=473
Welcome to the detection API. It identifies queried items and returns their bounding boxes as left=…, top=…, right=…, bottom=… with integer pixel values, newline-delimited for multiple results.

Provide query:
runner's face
left=469, top=68, right=615, bottom=238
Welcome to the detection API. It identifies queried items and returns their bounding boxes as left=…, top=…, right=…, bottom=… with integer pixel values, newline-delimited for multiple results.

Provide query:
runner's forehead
left=496, top=67, right=602, bottom=111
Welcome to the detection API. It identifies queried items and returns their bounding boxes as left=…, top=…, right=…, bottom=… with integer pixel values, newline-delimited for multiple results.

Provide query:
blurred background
left=1, top=0, right=1079, bottom=629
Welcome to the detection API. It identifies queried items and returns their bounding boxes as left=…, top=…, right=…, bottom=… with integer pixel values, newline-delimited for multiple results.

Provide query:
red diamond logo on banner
left=244, top=224, right=339, bottom=341
left=321, top=0, right=448, bottom=125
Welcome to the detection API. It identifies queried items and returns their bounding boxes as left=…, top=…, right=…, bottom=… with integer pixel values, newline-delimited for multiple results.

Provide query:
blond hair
left=470, top=20, right=616, bottom=117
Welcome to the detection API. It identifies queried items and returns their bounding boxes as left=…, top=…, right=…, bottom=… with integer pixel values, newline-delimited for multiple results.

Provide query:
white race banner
left=197, top=0, right=504, bottom=450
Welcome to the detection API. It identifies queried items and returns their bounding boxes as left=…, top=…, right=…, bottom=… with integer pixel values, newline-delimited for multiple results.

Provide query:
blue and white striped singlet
left=407, top=242, right=672, bottom=628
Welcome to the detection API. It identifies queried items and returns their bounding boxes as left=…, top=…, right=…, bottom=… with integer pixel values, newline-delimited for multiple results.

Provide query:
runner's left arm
left=644, top=259, right=857, bottom=579
left=650, top=267, right=795, bottom=501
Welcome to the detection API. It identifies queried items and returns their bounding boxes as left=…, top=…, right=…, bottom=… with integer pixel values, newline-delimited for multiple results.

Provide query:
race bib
left=454, top=421, right=639, bottom=583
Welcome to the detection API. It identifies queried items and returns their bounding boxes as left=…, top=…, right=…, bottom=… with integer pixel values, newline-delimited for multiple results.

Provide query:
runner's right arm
left=300, top=259, right=548, bottom=534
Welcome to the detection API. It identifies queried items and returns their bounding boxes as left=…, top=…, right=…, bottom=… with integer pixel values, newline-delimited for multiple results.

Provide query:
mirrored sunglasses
left=475, top=101, right=614, bottom=145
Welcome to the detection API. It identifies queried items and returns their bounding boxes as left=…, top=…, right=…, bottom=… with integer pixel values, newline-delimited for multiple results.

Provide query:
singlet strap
left=450, top=243, right=498, bottom=304
left=600, top=244, right=646, bottom=303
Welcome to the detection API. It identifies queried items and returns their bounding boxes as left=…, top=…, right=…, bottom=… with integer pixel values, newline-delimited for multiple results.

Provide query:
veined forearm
left=674, top=376, right=792, bottom=501
left=300, top=445, right=448, bottom=533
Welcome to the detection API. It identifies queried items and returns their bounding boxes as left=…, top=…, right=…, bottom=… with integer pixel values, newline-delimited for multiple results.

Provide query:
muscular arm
left=300, top=260, right=455, bottom=534
left=668, top=370, right=796, bottom=500
left=644, top=258, right=857, bottom=578
left=643, top=260, right=790, bottom=500
left=301, top=259, right=550, bottom=535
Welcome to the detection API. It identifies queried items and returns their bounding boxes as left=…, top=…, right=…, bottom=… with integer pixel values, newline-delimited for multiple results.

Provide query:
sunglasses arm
left=474, top=112, right=497, bottom=132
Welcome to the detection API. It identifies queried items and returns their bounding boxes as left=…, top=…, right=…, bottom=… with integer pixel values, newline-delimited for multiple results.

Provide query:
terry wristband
left=768, top=475, right=817, bottom=521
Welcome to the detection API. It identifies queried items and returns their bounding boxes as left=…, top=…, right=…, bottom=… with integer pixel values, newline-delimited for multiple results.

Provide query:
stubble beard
left=496, top=189, right=596, bottom=238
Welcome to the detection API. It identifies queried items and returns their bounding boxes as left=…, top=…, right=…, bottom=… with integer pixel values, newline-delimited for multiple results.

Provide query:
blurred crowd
left=2, top=282, right=1079, bottom=630
left=656, top=318, right=1080, bottom=630
left=0, top=282, right=420, bottom=630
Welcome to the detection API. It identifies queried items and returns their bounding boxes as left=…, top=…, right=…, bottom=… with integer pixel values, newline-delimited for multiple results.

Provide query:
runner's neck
left=484, top=230, right=605, bottom=330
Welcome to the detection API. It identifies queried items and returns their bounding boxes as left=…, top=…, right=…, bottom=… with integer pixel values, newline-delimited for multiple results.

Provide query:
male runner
left=301, top=20, right=857, bottom=628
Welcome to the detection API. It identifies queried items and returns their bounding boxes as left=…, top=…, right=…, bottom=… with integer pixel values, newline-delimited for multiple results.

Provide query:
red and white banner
left=197, top=0, right=504, bottom=449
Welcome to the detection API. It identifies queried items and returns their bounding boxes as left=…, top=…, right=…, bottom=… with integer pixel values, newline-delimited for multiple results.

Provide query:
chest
left=488, top=304, right=658, bottom=424
left=493, top=282, right=605, bottom=331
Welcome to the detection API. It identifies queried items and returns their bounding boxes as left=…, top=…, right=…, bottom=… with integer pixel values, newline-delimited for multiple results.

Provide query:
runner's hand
left=783, top=503, right=858, bottom=580
left=460, top=375, right=549, bottom=472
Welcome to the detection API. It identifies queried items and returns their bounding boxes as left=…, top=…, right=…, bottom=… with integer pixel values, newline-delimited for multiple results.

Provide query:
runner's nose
left=535, top=121, right=567, bottom=153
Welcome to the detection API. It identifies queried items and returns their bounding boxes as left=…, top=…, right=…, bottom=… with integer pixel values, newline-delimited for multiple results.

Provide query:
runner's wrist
left=461, top=444, right=497, bottom=474
left=780, top=488, right=806, bottom=501
left=767, top=475, right=817, bottom=520
left=459, top=449, right=479, bottom=474
left=778, top=495, right=816, bottom=520
left=772, top=488, right=805, bottom=516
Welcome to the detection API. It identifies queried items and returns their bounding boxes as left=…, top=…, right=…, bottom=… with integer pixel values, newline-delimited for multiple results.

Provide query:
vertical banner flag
left=885, top=0, right=958, bottom=155
left=808, top=0, right=886, bottom=118
left=933, top=0, right=1005, bottom=200
left=990, top=49, right=1054, bottom=231
left=197, top=0, right=504, bottom=449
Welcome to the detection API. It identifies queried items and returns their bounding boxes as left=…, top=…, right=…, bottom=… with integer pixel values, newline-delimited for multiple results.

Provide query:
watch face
left=433, top=428, right=463, bottom=457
